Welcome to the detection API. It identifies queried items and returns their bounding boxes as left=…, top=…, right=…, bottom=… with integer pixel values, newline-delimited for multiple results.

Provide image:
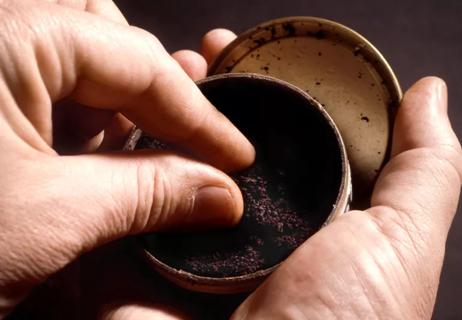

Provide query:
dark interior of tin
left=141, top=75, right=344, bottom=278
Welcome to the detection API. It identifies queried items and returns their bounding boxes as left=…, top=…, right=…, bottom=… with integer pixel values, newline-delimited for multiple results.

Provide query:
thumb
left=0, top=151, right=243, bottom=309
left=371, top=77, right=462, bottom=236
left=56, top=151, right=244, bottom=249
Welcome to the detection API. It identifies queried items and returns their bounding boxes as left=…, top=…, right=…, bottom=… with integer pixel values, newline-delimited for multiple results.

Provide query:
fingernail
left=192, top=186, right=241, bottom=228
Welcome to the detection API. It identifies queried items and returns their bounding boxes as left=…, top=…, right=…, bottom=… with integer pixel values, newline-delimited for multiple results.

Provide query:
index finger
left=46, top=3, right=255, bottom=171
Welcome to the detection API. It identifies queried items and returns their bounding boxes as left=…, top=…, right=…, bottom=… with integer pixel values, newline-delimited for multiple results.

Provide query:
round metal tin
left=126, top=73, right=352, bottom=293
left=208, top=16, right=402, bottom=208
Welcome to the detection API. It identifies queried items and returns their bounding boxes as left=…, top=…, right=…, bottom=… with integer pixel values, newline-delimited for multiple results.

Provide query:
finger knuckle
left=128, top=160, right=157, bottom=231
left=410, top=147, right=462, bottom=190
left=129, top=157, right=179, bottom=232
left=436, top=145, right=462, bottom=182
left=128, top=26, right=164, bottom=62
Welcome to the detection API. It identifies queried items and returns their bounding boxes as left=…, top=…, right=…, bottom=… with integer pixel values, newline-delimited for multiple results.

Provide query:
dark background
left=113, top=0, right=462, bottom=318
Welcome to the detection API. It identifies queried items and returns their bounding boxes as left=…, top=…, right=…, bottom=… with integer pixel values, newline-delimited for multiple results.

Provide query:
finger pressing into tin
left=201, top=29, right=237, bottom=64
left=48, top=6, right=255, bottom=171
left=370, top=77, right=462, bottom=241
left=171, top=50, right=208, bottom=81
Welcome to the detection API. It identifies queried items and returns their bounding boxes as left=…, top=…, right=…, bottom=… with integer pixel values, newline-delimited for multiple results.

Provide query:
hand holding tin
left=233, top=77, right=462, bottom=320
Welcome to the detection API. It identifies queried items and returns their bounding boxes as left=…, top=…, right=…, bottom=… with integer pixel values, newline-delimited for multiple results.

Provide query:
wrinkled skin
left=0, top=1, right=461, bottom=319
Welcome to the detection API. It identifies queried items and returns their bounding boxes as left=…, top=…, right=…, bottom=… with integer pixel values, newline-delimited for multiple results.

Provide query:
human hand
left=232, top=77, right=462, bottom=319
left=0, top=0, right=255, bottom=317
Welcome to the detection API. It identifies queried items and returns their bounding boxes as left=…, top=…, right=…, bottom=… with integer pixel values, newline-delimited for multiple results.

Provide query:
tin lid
left=208, top=17, right=402, bottom=208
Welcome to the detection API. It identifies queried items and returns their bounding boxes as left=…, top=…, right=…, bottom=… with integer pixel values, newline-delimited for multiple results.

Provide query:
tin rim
left=209, top=16, right=402, bottom=102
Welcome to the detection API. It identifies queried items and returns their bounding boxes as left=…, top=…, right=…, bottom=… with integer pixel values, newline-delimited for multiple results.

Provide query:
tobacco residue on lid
left=282, top=22, right=296, bottom=36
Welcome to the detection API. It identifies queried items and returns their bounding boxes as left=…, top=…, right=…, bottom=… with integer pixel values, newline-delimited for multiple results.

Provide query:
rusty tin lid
left=208, top=17, right=402, bottom=208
